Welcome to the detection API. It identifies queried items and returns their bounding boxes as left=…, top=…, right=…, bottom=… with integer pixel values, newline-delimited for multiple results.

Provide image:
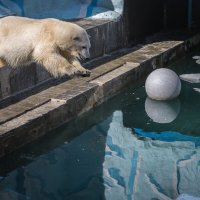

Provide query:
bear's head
left=70, top=28, right=91, bottom=60
left=55, top=22, right=91, bottom=61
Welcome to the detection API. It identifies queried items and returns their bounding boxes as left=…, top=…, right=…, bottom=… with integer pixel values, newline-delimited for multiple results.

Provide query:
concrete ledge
left=0, top=31, right=200, bottom=157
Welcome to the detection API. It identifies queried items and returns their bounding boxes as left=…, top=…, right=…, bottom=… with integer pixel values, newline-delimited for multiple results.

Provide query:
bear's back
left=0, top=17, right=43, bottom=65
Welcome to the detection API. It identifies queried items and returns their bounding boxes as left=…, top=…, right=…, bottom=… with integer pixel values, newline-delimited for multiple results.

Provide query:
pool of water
left=0, top=52, right=200, bottom=200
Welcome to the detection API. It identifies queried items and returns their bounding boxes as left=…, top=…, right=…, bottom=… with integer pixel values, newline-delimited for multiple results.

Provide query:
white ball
left=145, top=68, right=181, bottom=100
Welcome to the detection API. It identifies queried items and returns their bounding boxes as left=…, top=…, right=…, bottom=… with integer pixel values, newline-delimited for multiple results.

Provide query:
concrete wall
left=193, top=0, right=200, bottom=29
left=126, top=0, right=200, bottom=41
left=164, top=0, right=200, bottom=30
left=125, top=0, right=163, bottom=42
left=0, top=0, right=124, bottom=20
left=163, top=0, right=188, bottom=29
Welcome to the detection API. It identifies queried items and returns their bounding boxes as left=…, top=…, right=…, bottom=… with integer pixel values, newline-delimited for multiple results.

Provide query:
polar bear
left=0, top=16, right=91, bottom=78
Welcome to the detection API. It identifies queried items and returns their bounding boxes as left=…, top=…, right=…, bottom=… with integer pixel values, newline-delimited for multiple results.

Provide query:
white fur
left=0, top=16, right=91, bottom=77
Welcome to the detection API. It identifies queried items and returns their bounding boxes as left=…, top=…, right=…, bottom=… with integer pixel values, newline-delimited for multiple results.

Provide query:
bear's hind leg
left=0, top=58, right=11, bottom=97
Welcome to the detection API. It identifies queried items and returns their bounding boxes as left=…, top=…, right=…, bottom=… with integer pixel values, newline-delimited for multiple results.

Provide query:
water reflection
left=0, top=110, right=199, bottom=200
left=145, top=97, right=181, bottom=124
left=0, top=116, right=109, bottom=200
left=104, top=111, right=200, bottom=199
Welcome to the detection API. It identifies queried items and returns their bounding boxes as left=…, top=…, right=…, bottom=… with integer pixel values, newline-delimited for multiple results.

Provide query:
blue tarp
left=133, top=128, right=200, bottom=147
left=0, top=0, right=124, bottom=20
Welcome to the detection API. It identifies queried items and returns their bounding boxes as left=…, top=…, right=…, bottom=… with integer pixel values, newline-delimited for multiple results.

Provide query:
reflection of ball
left=145, top=68, right=181, bottom=100
left=145, top=97, right=180, bottom=123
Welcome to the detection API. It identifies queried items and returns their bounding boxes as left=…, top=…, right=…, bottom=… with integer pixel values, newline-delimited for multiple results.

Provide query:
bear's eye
left=73, top=37, right=80, bottom=41
left=82, top=46, right=86, bottom=49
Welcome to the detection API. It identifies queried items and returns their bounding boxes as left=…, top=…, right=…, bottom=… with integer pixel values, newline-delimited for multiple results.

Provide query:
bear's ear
left=73, top=36, right=81, bottom=41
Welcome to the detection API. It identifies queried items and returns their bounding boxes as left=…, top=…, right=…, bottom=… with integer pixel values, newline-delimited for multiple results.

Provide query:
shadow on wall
left=0, top=63, right=52, bottom=102
left=126, top=0, right=163, bottom=41
left=126, top=0, right=200, bottom=42
left=0, top=0, right=124, bottom=20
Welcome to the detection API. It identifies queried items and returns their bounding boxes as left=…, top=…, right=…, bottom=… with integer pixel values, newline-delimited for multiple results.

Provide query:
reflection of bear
left=0, top=16, right=91, bottom=77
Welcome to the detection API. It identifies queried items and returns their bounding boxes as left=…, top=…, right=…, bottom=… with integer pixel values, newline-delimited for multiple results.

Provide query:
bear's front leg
left=37, top=53, right=82, bottom=78
left=71, top=59, right=91, bottom=77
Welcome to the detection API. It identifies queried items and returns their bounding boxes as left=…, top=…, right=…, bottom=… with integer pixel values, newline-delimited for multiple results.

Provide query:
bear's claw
left=78, top=69, right=91, bottom=77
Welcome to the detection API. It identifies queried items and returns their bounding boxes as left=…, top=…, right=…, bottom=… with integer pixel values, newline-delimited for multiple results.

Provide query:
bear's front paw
left=79, top=69, right=91, bottom=77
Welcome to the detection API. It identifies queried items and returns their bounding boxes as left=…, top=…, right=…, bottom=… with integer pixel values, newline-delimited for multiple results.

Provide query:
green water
left=0, top=52, right=200, bottom=200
